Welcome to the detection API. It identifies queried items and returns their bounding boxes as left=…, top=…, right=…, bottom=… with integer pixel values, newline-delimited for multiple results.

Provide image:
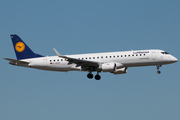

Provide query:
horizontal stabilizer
left=3, top=58, right=29, bottom=64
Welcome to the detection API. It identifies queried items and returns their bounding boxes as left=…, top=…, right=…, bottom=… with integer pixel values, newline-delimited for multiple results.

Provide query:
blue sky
left=1, top=0, right=180, bottom=120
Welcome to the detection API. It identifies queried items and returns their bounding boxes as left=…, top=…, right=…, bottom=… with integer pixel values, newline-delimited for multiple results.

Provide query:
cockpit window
left=161, top=52, right=169, bottom=54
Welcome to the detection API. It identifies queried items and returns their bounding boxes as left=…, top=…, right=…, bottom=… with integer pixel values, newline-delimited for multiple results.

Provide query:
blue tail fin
left=11, top=34, right=44, bottom=60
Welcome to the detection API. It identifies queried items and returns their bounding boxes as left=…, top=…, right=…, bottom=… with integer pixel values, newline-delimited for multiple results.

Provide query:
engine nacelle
left=113, top=67, right=127, bottom=74
left=101, top=63, right=116, bottom=72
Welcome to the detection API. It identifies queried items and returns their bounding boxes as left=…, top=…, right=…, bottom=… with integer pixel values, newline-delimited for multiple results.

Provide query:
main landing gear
left=87, top=72, right=93, bottom=79
left=87, top=72, right=101, bottom=80
left=156, top=65, right=162, bottom=74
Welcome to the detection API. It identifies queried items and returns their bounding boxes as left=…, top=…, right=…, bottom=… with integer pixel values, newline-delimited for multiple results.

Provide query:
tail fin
left=11, top=34, right=44, bottom=60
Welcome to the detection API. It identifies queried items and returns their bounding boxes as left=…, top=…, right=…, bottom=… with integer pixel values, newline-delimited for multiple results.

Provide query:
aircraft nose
left=171, top=56, right=178, bottom=63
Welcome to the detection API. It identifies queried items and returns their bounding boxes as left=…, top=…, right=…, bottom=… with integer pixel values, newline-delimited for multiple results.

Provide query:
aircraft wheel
left=87, top=73, right=93, bottom=79
left=95, top=74, right=101, bottom=80
left=156, top=65, right=162, bottom=74
left=157, top=71, right=161, bottom=74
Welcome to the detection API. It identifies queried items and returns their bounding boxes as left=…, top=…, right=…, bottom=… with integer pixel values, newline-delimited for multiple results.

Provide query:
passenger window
left=125, top=55, right=126, bottom=57
left=54, top=60, right=55, bottom=62
left=136, top=54, right=138, bottom=56
left=89, top=57, right=91, bottom=59
left=117, top=55, right=119, bottom=57
left=110, top=56, right=111, bottom=58
left=101, top=56, right=103, bottom=58
left=128, top=55, right=130, bottom=57
left=93, top=57, right=95, bottom=59
left=50, top=60, right=52, bottom=62
left=121, top=55, right=123, bottom=57
left=140, top=54, right=141, bottom=56
left=106, top=56, right=108, bottom=58
left=132, top=55, right=134, bottom=56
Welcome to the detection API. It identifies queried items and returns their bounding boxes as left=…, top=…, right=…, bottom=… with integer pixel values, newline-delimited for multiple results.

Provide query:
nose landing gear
left=156, top=65, right=162, bottom=74
left=157, top=70, right=161, bottom=74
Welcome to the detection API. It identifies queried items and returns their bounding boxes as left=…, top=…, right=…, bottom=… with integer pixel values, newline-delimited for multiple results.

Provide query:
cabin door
left=43, top=59, right=47, bottom=67
left=152, top=52, right=156, bottom=60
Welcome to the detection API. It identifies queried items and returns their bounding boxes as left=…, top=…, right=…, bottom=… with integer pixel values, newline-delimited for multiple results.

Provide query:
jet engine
left=101, top=63, right=116, bottom=72
left=100, top=62, right=125, bottom=72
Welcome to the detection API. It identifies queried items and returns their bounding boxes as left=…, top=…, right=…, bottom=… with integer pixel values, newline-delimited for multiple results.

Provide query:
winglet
left=53, top=48, right=66, bottom=58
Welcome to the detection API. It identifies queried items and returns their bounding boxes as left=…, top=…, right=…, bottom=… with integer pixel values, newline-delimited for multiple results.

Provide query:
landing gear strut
left=156, top=65, right=162, bottom=74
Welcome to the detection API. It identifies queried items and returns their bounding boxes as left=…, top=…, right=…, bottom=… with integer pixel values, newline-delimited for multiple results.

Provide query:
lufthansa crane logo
left=15, top=42, right=25, bottom=52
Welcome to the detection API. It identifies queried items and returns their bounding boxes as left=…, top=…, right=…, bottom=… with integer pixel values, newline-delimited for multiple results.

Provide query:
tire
left=157, top=71, right=161, bottom=74
left=87, top=73, right=93, bottom=79
left=95, top=75, right=101, bottom=80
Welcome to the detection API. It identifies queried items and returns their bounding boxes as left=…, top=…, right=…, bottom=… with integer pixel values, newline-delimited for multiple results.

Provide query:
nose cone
left=171, top=56, right=178, bottom=63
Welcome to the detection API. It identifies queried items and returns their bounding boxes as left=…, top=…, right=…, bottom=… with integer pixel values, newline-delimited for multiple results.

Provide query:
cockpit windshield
left=161, top=52, right=169, bottom=54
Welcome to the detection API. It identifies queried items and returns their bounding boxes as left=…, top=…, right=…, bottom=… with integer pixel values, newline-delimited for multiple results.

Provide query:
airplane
left=4, top=34, right=178, bottom=80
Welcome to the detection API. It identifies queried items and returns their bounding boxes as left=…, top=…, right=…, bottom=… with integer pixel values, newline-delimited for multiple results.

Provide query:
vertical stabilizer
left=11, top=34, right=43, bottom=60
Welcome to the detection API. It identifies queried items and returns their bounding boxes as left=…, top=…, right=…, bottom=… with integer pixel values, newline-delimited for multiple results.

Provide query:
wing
left=53, top=48, right=100, bottom=70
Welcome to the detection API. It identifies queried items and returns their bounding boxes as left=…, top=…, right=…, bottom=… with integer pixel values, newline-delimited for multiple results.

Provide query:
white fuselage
left=18, top=49, right=177, bottom=72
